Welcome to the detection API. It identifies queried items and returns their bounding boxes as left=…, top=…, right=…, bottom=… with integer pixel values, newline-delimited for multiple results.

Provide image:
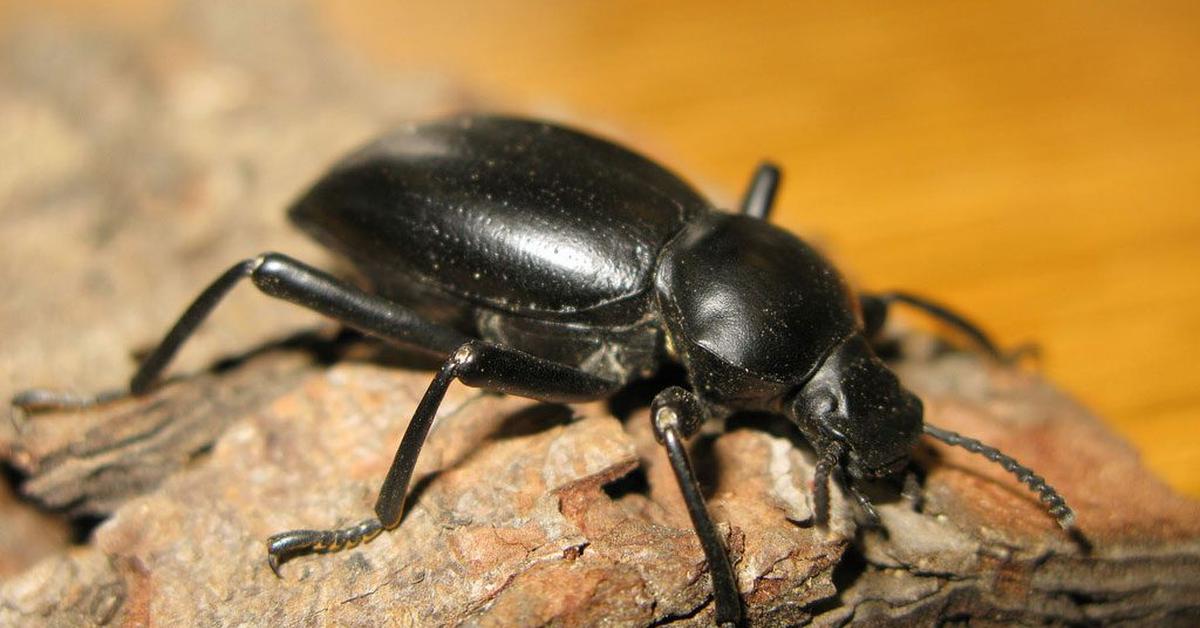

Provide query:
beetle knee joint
left=451, top=342, right=482, bottom=369
left=652, top=406, right=681, bottom=444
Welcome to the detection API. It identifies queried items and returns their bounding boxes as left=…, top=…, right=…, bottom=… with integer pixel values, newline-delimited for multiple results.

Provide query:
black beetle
left=14, top=115, right=1074, bottom=626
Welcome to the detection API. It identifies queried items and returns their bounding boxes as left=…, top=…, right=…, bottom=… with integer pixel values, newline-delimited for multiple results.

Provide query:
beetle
left=13, top=115, right=1074, bottom=626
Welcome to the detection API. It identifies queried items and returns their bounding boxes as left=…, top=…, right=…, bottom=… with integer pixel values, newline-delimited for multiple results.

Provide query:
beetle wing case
left=288, top=116, right=709, bottom=327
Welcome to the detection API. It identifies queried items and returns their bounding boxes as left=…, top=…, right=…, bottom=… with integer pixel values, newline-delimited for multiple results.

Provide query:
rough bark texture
left=4, top=337, right=1200, bottom=626
left=2, top=2, right=1200, bottom=626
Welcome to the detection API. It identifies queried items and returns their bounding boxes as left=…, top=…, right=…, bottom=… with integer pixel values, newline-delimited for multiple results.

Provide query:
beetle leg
left=738, top=161, right=782, bottom=220
left=268, top=339, right=619, bottom=573
left=650, top=386, right=742, bottom=627
left=859, top=291, right=1014, bottom=360
left=12, top=252, right=471, bottom=414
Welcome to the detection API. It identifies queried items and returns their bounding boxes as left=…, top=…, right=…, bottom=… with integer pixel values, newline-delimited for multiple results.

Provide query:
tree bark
left=3, top=335, right=1200, bottom=626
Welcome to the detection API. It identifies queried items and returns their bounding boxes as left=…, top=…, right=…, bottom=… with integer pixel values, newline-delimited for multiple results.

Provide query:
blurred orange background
left=2, top=1, right=1197, bottom=496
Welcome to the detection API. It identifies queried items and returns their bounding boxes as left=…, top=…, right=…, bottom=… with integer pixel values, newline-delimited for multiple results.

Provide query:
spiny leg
left=6, top=251, right=622, bottom=572
left=859, top=291, right=1006, bottom=359
left=924, top=423, right=1075, bottom=528
left=268, top=340, right=619, bottom=573
left=650, top=386, right=742, bottom=627
left=738, top=161, right=782, bottom=220
left=12, top=252, right=470, bottom=415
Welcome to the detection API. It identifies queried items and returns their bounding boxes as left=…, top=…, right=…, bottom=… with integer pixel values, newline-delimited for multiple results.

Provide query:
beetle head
left=789, top=335, right=922, bottom=479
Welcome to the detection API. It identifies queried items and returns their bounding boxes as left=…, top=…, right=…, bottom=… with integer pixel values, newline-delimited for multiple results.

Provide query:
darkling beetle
left=13, top=115, right=1074, bottom=626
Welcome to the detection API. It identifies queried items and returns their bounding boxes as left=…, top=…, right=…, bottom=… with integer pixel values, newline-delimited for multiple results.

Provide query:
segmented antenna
left=924, top=424, right=1075, bottom=529
left=812, top=441, right=844, bottom=527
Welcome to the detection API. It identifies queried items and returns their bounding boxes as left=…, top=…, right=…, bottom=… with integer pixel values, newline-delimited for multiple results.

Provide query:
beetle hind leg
left=10, top=258, right=265, bottom=420
left=11, top=252, right=470, bottom=419
left=738, top=161, right=782, bottom=220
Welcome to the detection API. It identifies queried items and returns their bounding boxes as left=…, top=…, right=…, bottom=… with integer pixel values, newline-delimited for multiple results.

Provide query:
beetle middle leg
left=860, top=291, right=1009, bottom=359
left=739, top=161, right=782, bottom=220
left=650, top=386, right=742, bottom=627
left=268, top=339, right=620, bottom=572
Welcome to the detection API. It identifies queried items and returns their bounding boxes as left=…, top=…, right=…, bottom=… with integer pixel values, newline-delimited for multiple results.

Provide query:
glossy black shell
left=289, top=115, right=861, bottom=401
left=289, top=116, right=709, bottom=326
left=656, top=213, right=858, bottom=407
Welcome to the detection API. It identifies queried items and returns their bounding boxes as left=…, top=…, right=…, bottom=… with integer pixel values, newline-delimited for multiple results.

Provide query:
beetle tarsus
left=11, top=387, right=126, bottom=413
left=9, top=387, right=128, bottom=430
left=266, top=518, right=384, bottom=576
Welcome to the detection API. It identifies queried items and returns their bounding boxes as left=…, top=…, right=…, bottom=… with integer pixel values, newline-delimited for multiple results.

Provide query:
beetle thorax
left=654, top=214, right=859, bottom=409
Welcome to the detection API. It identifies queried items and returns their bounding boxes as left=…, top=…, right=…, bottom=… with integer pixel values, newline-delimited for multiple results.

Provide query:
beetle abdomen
left=289, top=116, right=709, bottom=325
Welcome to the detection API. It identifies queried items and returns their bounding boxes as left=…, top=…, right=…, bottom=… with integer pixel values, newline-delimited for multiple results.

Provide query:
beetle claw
left=268, top=553, right=284, bottom=578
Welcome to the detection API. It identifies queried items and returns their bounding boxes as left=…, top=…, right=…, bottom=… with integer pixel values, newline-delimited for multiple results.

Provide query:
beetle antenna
left=923, top=424, right=1075, bottom=529
left=812, top=441, right=845, bottom=527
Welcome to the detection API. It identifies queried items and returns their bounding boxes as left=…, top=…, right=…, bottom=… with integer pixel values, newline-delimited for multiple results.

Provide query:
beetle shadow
left=606, top=363, right=689, bottom=422
left=604, top=365, right=733, bottom=500
left=485, top=403, right=575, bottom=440
left=722, top=411, right=912, bottom=521
left=390, top=402, right=577, bottom=527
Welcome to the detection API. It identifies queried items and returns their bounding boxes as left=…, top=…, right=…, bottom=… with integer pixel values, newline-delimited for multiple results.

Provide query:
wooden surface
left=2, top=1, right=1197, bottom=497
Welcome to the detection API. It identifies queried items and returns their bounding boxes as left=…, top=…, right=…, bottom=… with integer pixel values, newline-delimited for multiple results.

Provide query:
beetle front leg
left=268, top=339, right=619, bottom=573
left=650, top=386, right=742, bottom=627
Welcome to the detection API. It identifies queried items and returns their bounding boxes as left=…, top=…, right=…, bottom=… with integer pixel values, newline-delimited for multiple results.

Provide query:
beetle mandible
left=13, top=115, right=1074, bottom=626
